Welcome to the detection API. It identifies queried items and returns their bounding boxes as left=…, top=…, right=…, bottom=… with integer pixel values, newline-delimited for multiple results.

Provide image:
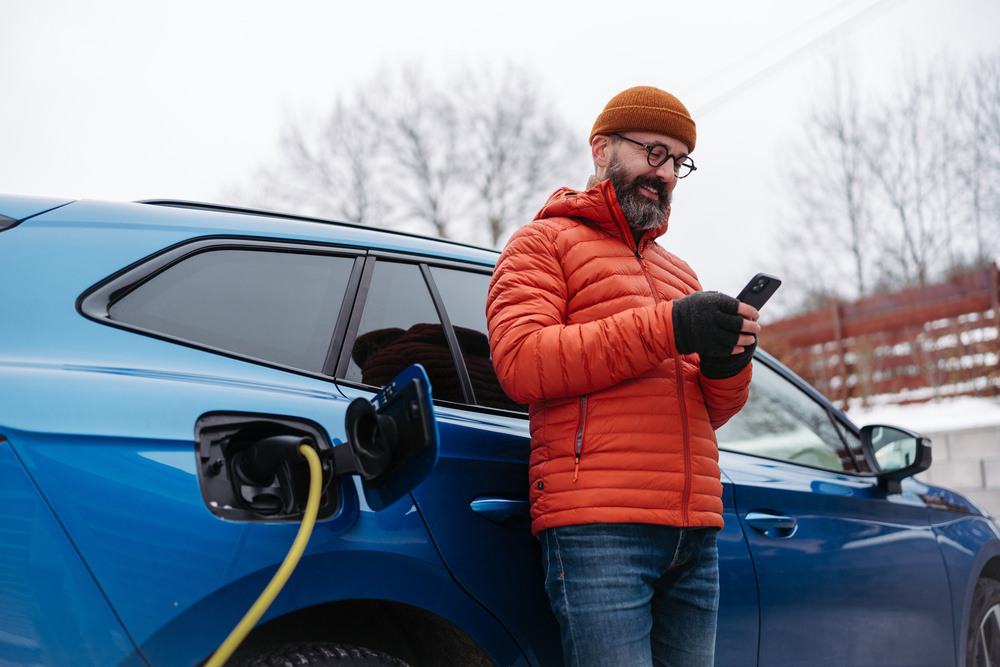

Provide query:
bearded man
left=486, top=86, right=761, bottom=667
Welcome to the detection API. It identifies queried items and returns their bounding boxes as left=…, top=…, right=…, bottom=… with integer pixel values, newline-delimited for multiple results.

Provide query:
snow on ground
left=846, top=395, right=1000, bottom=434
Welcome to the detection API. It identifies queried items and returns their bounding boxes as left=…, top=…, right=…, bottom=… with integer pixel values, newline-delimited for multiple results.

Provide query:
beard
left=606, top=155, right=672, bottom=232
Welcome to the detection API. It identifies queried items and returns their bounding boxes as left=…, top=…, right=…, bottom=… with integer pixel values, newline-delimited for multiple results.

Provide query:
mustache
left=630, top=176, right=670, bottom=201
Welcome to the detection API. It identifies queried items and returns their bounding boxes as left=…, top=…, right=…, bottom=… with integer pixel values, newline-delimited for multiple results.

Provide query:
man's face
left=601, top=132, right=688, bottom=232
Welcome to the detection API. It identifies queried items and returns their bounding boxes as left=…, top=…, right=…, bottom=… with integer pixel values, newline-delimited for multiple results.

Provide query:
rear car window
left=108, top=249, right=354, bottom=372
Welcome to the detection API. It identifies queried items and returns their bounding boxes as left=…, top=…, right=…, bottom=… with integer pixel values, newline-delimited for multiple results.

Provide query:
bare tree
left=453, top=64, right=583, bottom=246
left=780, top=49, right=1000, bottom=310
left=223, top=97, right=388, bottom=225
left=861, top=55, right=954, bottom=288
left=360, top=67, right=464, bottom=238
left=227, top=64, right=588, bottom=245
left=955, top=50, right=1000, bottom=266
left=779, top=54, right=875, bottom=304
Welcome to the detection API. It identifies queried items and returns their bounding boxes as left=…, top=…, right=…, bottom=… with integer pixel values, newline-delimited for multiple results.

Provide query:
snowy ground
left=846, top=395, right=1000, bottom=434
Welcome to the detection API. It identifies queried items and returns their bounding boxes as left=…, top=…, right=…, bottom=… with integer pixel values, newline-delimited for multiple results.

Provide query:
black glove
left=699, top=338, right=756, bottom=379
left=672, top=291, right=755, bottom=379
left=671, top=291, right=745, bottom=357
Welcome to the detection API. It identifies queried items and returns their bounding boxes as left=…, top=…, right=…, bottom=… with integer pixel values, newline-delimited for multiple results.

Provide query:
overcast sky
left=3, top=0, right=999, bottom=301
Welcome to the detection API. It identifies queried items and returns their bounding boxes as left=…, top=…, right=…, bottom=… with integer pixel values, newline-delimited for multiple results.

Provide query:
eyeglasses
left=613, top=133, right=697, bottom=178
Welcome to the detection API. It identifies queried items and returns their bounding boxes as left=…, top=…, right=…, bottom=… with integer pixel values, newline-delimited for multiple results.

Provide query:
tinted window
left=109, top=249, right=353, bottom=372
left=716, top=362, right=853, bottom=471
left=347, top=261, right=466, bottom=401
left=430, top=266, right=525, bottom=412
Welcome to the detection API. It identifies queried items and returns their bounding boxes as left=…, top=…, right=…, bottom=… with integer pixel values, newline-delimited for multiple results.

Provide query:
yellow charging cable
left=205, top=444, right=322, bottom=667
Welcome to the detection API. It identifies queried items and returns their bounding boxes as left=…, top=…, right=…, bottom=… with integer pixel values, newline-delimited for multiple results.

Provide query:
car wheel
left=236, top=643, right=412, bottom=667
left=968, top=578, right=1000, bottom=667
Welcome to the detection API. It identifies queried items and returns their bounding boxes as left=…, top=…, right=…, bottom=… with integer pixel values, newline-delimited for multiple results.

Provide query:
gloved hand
left=671, top=291, right=745, bottom=357
left=699, top=338, right=756, bottom=379
left=671, top=291, right=755, bottom=379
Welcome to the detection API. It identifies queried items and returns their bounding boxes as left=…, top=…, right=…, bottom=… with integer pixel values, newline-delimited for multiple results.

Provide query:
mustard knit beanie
left=590, top=86, right=696, bottom=152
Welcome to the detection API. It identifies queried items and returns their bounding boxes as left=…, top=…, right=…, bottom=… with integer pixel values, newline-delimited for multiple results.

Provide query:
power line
left=692, top=0, right=910, bottom=117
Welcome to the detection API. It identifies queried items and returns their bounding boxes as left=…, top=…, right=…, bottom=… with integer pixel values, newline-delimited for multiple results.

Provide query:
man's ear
left=591, top=135, right=613, bottom=171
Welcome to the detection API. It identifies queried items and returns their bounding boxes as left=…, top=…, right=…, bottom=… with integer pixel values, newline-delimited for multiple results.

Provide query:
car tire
left=967, top=578, right=1000, bottom=667
left=236, top=643, right=412, bottom=667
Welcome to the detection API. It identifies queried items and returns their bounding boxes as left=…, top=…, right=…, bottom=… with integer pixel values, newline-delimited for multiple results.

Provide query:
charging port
left=195, top=415, right=340, bottom=523
left=194, top=365, right=439, bottom=523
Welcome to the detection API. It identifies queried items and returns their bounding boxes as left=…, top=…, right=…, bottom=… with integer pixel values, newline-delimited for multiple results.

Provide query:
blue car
left=2, top=194, right=999, bottom=667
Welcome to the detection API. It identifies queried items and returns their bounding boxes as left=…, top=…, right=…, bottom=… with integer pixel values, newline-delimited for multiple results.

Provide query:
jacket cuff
left=699, top=359, right=752, bottom=386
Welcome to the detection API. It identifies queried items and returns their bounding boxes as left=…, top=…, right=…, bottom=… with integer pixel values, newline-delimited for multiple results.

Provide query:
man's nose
left=654, top=159, right=677, bottom=182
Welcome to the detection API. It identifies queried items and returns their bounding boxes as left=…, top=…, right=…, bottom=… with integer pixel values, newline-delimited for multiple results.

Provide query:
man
left=485, top=86, right=760, bottom=666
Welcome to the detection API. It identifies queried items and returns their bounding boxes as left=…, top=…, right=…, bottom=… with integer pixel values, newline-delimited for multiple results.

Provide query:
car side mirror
left=860, top=424, right=932, bottom=494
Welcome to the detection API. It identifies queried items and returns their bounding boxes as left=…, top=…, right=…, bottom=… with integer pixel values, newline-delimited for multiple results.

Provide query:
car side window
left=716, top=362, right=853, bottom=471
left=429, top=266, right=526, bottom=412
left=108, top=249, right=354, bottom=372
left=345, top=261, right=525, bottom=412
left=347, top=261, right=467, bottom=402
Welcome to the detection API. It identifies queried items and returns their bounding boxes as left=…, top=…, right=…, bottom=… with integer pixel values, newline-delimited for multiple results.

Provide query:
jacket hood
left=533, top=177, right=671, bottom=247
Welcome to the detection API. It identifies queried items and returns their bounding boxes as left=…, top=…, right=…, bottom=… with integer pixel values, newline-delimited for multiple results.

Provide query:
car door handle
left=745, top=511, right=797, bottom=534
left=470, top=497, right=530, bottom=524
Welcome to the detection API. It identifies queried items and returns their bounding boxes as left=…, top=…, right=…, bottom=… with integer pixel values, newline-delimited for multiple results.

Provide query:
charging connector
left=205, top=443, right=323, bottom=667
left=194, top=365, right=439, bottom=665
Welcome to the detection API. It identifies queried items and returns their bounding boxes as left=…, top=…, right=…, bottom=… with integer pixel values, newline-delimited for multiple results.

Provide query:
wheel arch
left=232, top=598, right=496, bottom=667
left=956, top=534, right=1000, bottom=666
left=139, top=549, right=526, bottom=667
left=978, top=555, right=1000, bottom=583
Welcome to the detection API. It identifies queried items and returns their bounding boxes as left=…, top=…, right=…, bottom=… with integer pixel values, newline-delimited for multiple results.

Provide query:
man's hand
left=672, top=291, right=760, bottom=356
left=672, top=292, right=761, bottom=379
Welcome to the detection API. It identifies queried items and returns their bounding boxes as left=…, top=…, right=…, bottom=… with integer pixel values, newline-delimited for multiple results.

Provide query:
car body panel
left=0, top=193, right=73, bottom=224
left=399, top=406, right=561, bottom=666
left=2, top=330, right=525, bottom=666
left=715, top=471, right=762, bottom=664
left=724, top=453, right=954, bottom=665
left=932, top=512, right=1000, bottom=665
left=0, top=440, right=140, bottom=666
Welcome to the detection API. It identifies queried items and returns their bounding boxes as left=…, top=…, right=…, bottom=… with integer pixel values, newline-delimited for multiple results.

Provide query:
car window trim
left=332, top=255, right=376, bottom=380
left=322, top=256, right=368, bottom=376
left=367, top=248, right=496, bottom=273
left=420, top=263, right=476, bottom=404
left=81, top=236, right=368, bottom=315
left=79, top=236, right=367, bottom=383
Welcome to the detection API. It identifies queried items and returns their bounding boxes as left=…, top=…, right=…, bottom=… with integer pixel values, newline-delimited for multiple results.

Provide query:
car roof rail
left=137, top=199, right=353, bottom=227
left=136, top=199, right=499, bottom=254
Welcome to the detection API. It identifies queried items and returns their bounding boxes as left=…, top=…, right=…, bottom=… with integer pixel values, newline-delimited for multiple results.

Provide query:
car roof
left=0, top=194, right=75, bottom=227
left=0, top=195, right=501, bottom=267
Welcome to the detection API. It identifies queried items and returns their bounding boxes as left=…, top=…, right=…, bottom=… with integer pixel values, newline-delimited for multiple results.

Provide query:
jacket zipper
left=633, top=241, right=660, bottom=300
left=635, top=236, right=691, bottom=520
left=675, top=356, right=692, bottom=523
left=574, top=395, right=587, bottom=482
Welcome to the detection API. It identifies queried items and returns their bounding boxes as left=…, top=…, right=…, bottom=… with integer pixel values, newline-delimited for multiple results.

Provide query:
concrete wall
left=918, top=424, right=1000, bottom=518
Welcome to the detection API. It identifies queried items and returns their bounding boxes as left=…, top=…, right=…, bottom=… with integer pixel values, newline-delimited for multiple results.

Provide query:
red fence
left=762, top=263, right=1000, bottom=409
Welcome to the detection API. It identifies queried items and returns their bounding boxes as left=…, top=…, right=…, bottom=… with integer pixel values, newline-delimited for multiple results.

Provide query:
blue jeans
left=540, top=523, right=719, bottom=667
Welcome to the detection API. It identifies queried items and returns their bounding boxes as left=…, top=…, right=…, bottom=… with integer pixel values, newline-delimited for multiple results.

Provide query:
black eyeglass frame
left=612, top=133, right=697, bottom=178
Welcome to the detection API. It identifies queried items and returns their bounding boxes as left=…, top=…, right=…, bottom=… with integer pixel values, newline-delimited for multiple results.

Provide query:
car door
left=717, top=358, right=955, bottom=666
left=328, top=254, right=563, bottom=666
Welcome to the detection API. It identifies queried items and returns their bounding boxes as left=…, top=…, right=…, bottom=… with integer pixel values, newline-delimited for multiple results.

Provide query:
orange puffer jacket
left=486, top=179, right=751, bottom=536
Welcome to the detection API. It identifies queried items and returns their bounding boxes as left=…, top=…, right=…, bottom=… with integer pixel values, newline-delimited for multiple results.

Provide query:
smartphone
left=737, top=273, right=781, bottom=310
